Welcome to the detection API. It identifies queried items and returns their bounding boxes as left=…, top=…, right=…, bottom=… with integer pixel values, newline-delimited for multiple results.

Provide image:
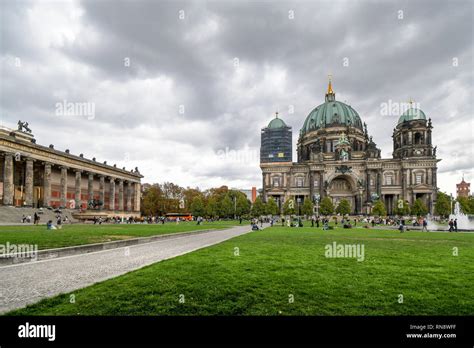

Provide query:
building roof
left=300, top=79, right=363, bottom=135
left=397, top=107, right=427, bottom=124
left=267, top=113, right=288, bottom=129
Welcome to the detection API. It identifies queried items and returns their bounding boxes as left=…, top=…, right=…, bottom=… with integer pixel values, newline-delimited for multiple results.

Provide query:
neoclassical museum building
left=0, top=122, right=142, bottom=217
left=260, top=79, right=440, bottom=215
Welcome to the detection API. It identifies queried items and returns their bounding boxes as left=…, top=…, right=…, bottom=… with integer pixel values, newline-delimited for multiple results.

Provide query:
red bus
left=165, top=213, right=193, bottom=221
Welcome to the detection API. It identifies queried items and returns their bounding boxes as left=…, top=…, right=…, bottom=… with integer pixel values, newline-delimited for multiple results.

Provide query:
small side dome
left=267, top=112, right=287, bottom=129
left=398, top=107, right=427, bottom=124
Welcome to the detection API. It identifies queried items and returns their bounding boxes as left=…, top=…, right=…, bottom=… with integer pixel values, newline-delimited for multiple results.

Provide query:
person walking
left=448, top=219, right=453, bottom=232
left=422, top=218, right=428, bottom=232
left=454, top=219, right=458, bottom=232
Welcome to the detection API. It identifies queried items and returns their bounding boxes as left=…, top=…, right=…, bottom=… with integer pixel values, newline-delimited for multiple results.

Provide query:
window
left=415, top=174, right=422, bottom=184
left=296, top=177, right=304, bottom=187
left=272, top=177, right=280, bottom=187
left=314, top=180, right=319, bottom=188
left=385, top=176, right=393, bottom=185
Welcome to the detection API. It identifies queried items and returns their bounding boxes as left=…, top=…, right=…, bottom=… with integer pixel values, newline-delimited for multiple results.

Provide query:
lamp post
left=297, top=197, right=302, bottom=217
left=233, top=196, right=237, bottom=220
left=450, top=193, right=453, bottom=215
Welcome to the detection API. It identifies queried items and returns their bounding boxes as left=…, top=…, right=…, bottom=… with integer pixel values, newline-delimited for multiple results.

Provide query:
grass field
left=0, top=221, right=239, bottom=250
left=7, top=226, right=474, bottom=316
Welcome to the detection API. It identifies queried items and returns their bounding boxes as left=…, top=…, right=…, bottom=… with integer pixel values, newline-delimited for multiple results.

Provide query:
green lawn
left=0, top=220, right=239, bottom=250
left=8, top=226, right=474, bottom=316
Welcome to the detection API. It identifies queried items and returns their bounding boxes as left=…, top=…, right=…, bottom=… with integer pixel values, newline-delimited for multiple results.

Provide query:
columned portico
left=0, top=124, right=143, bottom=216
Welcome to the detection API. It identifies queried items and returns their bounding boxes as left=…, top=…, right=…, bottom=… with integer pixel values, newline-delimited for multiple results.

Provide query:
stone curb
left=0, top=227, right=228, bottom=266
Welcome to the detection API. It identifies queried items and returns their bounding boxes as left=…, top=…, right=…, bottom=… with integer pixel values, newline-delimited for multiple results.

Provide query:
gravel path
left=0, top=224, right=257, bottom=314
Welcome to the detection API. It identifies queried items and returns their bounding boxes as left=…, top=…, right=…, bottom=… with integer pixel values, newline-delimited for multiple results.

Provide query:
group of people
left=21, top=212, right=41, bottom=225
left=448, top=219, right=458, bottom=232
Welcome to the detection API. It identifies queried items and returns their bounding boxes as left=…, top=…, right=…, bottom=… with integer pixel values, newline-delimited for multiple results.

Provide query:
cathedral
left=260, top=79, right=440, bottom=215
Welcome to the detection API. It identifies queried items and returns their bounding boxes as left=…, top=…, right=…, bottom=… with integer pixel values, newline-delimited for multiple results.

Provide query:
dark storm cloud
left=0, top=0, right=472, bottom=191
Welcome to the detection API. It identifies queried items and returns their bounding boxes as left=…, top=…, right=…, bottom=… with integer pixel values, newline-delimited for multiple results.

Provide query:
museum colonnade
left=1, top=152, right=140, bottom=211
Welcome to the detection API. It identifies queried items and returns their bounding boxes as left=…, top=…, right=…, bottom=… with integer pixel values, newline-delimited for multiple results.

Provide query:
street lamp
left=450, top=193, right=453, bottom=215
left=297, top=197, right=302, bottom=217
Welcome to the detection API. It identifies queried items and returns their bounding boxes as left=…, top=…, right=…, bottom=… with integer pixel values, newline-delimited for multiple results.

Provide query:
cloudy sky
left=1, top=0, right=472, bottom=194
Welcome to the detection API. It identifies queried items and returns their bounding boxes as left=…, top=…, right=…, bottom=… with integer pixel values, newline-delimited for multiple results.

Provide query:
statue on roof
left=17, top=120, right=32, bottom=133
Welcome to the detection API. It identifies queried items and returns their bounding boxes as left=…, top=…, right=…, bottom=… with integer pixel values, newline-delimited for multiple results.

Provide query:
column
left=25, top=158, right=34, bottom=207
left=118, top=180, right=124, bottom=211
left=319, top=172, right=325, bottom=198
left=99, top=176, right=105, bottom=210
left=377, top=169, right=382, bottom=196
left=366, top=170, right=371, bottom=202
left=87, top=173, right=94, bottom=203
left=3, top=153, right=14, bottom=205
left=109, top=177, right=116, bottom=211
left=75, top=170, right=82, bottom=209
left=43, top=163, right=51, bottom=208
left=60, top=167, right=68, bottom=208
left=126, top=181, right=132, bottom=211
left=134, top=182, right=141, bottom=212
left=309, top=172, right=314, bottom=201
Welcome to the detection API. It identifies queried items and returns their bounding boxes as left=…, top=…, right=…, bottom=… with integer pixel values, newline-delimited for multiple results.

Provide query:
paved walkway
left=0, top=225, right=258, bottom=314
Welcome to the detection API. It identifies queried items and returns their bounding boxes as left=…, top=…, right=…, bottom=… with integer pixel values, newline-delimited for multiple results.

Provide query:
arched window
left=414, top=132, right=423, bottom=145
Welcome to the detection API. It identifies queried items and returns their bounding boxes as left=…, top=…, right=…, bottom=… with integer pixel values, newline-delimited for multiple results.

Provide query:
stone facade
left=0, top=125, right=142, bottom=216
left=260, top=81, right=440, bottom=215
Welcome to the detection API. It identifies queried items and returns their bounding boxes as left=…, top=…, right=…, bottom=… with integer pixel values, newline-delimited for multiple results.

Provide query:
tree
left=457, top=196, right=470, bottom=215
left=372, top=200, right=387, bottom=217
left=266, top=197, right=279, bottom=216
left=236, top=195, right=251, bottom=216
left=335, top=199, right=351, bottom=215
left=220, top=194, right=234, bottom=218
left=251, top=197, right=265, bottom=217
left=141, top=184, right=164, bottom=216
left=190, top=196, right=205, bottom=217
left=282, top=198, right=295, bottom=215
left=319, top=197, right=334, bottom=216
left=434, top=192, right=451, bottom=217
left=393, top=199, right=410, bottom=216
left=301, top=198, right=314, bottom=216
left=206, top=197, right=219, bottom=218
left=411, top=198, right=428, bottom=216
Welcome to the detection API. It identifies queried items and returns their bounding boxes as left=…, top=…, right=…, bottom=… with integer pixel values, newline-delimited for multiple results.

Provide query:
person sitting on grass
left=46, top=220, right=56, bottom=230
left=323, top=220, right=329, bottom=231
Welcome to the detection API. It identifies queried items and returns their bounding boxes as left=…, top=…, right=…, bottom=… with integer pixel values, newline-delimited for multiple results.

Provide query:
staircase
left=0, top=206, right=78, bottom=225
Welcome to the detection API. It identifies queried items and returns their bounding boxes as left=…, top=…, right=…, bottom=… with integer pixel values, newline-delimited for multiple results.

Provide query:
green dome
left=398, top=108, right=426, bottom=124
left=301, top=100, right=363, bottom=134
left=268, top=117, right=287, bottom=129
